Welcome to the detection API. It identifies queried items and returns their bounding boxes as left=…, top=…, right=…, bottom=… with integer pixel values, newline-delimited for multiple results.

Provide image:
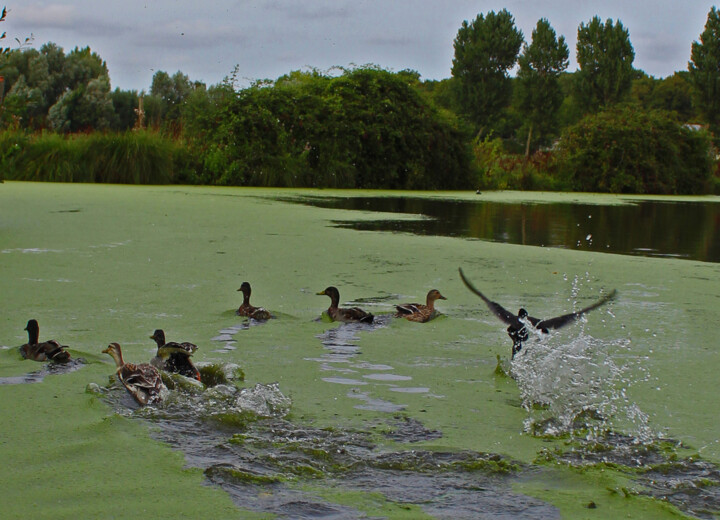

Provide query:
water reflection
left=277, top=196, right=720, bottom=263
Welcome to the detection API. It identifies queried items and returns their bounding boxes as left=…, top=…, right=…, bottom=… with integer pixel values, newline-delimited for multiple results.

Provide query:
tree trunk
left=525, top=123, right=533, bottom=158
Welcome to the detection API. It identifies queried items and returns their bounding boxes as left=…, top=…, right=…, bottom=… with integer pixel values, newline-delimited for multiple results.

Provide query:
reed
left=0, top=130, right=190, bottom=184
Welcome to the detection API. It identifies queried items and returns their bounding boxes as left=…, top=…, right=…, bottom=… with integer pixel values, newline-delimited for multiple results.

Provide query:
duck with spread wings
left=459, top=268, right=616, bottom=359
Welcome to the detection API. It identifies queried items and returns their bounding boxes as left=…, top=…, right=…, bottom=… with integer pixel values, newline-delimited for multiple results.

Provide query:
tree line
left=1, top=6, right=719, bottom=193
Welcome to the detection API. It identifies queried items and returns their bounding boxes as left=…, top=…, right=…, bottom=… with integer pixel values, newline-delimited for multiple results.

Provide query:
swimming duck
left=103, top=342, right=165, bottom=406
left=236, top=281, right=272, bottom=320
left=317, top=286, right=374, bottom=323
left=19, top=319, right=71, bottom=363
left=149, top=329, right=201, bottom=381
left=395, top=289, right=447, bottom=323
left=459, top=268, right=617, bottom=359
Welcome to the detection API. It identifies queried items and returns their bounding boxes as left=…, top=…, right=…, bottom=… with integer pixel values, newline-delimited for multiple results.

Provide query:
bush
left=473, top=136, right=567, bottom=191
left=555, top=106, right=715, bottom=194
left=196, top=67, right=474, bottom=189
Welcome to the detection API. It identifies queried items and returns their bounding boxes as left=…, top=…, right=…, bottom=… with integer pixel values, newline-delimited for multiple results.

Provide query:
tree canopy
left=689, top=6, right=720, bottom=131
left=516, top=18, right=569, bottom=154
left=575, top=16, right=635, bottom=111
left=451, top=9, right=523, bottom=135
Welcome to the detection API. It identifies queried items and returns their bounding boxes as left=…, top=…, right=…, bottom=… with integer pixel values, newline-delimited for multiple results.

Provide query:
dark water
left=276, top=196, right=720, bottom=263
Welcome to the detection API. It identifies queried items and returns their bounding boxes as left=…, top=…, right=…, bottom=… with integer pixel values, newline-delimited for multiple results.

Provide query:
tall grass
left=0, top=131, right=194, bottom=184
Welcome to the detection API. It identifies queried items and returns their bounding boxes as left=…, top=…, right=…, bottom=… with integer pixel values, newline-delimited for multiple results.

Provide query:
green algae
left=2, top=181, right=719, bottom=518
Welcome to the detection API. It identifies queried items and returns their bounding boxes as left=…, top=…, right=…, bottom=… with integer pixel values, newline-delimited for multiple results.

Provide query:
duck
left=103, top=342, right=166, bottom=406
left=395, top=289, right=447, bottom=323
left=317, top=286, right=374, bottom=323
left=149, top=329, right=201, bottom=381
left=459, top=268, right=617, bottom=359
left=19, top=319, right=71, bottom=363
left=236, top=281, right=272, bottom=320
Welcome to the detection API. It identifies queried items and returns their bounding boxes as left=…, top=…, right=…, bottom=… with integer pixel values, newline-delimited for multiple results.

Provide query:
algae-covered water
left=2, top=182, right=719, bottom=519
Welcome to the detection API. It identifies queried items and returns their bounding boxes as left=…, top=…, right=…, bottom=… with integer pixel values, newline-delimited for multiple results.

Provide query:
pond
left=1, top=182, right=719, bottom=519
left=276, top=194, right=720, bottom=263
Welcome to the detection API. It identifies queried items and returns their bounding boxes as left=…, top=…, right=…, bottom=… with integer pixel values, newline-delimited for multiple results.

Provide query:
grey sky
left=6, top=1, right=716, bottom=92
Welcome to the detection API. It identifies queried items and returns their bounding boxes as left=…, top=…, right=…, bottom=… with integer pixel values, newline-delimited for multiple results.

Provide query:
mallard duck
left=395, top=289, right=447, bottom=323
left=459, top=268, right=617, bottom=359
left=19, top=319, right=71, bottom=363
left=236, top=281, right=272, bottom=320
left=103, top=342, right=165, bottom=406
left=149, top=329, right=201, bottom=381
left=317, top=286, right=374, bottom=323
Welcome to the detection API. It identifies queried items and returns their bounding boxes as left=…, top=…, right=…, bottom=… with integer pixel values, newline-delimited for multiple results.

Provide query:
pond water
left=277, top=194, right=720, bottom=263
left=2, top=183, right=719, bottom=520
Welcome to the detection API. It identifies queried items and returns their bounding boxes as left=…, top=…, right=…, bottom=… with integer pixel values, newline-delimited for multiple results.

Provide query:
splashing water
left=512, top=330, right=654, bottom=442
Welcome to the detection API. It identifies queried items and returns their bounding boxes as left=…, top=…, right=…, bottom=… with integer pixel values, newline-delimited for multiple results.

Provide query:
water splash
left=512, top=331, right=653, bottom=442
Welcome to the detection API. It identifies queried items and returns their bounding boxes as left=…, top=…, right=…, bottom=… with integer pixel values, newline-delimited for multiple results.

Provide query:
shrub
left=555, top=106, right=715, bottom=194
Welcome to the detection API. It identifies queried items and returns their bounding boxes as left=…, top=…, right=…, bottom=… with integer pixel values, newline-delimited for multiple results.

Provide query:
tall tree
left=516, top=18, right=569, bottom=155
left=451, top=9, right=523, bottom=136
left=575, top=16, right=635, bottom=111
left=689, top=6, right=720, bottom=129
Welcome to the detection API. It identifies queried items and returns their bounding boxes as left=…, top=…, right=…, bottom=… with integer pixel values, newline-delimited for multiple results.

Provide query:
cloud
left=14, top=3, right=76, bottom=27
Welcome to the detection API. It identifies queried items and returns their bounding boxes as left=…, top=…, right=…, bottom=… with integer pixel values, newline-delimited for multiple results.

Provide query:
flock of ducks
left=17, top=273, right=616, bottom=406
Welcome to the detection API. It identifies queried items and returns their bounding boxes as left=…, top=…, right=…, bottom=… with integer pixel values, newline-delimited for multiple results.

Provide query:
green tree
left=689, top=6, right=720, bottom=130
left=575, top=16, right=635, bottom=111
left=110, top=88, right=139, bottom=131
left=48, top=76, right=117, bottom=132
left=451, top=9, right=523, bottom=135
left=516, top=18, right=569, bottom=155
left=652, top=73, right=694, bottom=121
left=148, top=70, right=200, bottom=133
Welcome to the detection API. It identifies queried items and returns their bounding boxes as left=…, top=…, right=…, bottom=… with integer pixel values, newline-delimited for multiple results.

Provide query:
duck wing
left=459, top=268, right=522, bottom=328
left=119, top=363, right=164, bottom=405
left=535, top=289, right=617, bottom=332
left=335, top=307, right=374, bottom=323
left=395, top=303, right=424, bottom=316
left=251, top=308, right=272, bottom=320
left=159, top=341, right=198, bottom=356
left=21, top=340, right=70, bottom=363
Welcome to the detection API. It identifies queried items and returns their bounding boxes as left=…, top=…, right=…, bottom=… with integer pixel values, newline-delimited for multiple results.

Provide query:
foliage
left=575, top=17, right=635, bottom=111
left=689, top=6, right=720, bottom=131
left=451, top=9, right=524, bottom=135
left=196, top=67, right=473, bottom=189
left=555, top=106, right=714, bottom=194
left=0, top=44, right=112, bottom=130
left=472, top=136, right=565, bottom=191
left=0, top=130, right=191, bottom=184
left=516, top=18, right=569, bottom=154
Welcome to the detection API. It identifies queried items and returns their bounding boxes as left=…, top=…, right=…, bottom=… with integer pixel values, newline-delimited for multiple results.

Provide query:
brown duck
left=149, top=329, right=201, bottom=381
left=237, top=282, right=272, bottom=320
left=103, top=342, right=165, bottom=406
left=395, top=289, right=447, bottom=323
left=317, top=286, right=374, bottom=323
left=19, top=319, right=71, bottom=363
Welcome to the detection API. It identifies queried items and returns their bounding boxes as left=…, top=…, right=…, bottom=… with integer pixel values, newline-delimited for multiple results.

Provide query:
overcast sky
left=5, top=1, right=717, bottom=92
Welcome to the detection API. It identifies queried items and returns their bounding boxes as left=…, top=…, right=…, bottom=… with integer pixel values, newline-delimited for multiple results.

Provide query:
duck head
left=24, top=319, right=40, bottom=344
left=426, top=289, right=447, bottom=305
left=518, top=308, right=528, bottom=319
left=150, top=329, right=166, bottom=347
left=317, top=286, right=340, bottom=307
left=102, top=342, right=125, bottom=368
